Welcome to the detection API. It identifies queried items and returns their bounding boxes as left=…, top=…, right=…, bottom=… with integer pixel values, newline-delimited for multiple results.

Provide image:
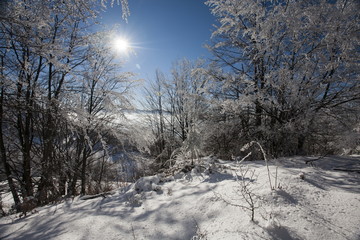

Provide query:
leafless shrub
left=18, top=197, right=37, bottom=217
left=131, top=224, right=136, bottom=240
left=214, top=164, right=260, bottom=221
left=242, top=141, right=279, bottom=190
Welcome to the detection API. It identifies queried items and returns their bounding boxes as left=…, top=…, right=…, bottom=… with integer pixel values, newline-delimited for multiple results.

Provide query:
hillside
left=0, top=155, right=359, bottom=240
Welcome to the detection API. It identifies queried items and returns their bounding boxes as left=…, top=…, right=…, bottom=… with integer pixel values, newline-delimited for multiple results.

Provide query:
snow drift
left=0, top=155, right=359, bottom=240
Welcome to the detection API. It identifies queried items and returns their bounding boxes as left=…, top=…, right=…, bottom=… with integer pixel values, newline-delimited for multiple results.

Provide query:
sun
left=113, top=38, right=130, bottom=53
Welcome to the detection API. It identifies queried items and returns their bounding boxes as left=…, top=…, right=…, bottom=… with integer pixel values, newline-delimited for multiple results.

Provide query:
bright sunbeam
left=113, top=38, right=130, bottom=53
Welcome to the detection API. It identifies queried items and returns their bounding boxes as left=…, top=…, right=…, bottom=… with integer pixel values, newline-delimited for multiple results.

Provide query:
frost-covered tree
left=0, top=0, right=132, bottom=207
left=143, top=70, right=167, bottom=159
left=169, top=59, right=209, bottom=162
left=167, top=59, right=208, bottom=143
left=72, top=32, right=134, bottom=195
left=205, top=0, right=360, bottom=156
left=140, top=59, right=209, bottom=166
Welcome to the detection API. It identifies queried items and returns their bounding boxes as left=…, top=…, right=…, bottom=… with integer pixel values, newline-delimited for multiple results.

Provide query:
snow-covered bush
left=134, top=175, right=161, bottom=193
left=123, top=174, right=165, bottom=206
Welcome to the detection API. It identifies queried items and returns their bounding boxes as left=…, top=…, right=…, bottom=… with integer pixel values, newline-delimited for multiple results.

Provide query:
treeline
left=0, top=0, right=133, bottom=210
left=140, top=0, right=360, bottom=166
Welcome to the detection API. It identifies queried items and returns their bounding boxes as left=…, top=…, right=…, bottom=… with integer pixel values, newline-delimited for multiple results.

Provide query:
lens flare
left=113, top=38, right=129, bottom=53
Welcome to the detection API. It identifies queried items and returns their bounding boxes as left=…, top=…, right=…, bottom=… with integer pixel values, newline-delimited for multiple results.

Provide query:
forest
left=0, top=0, right=359, bottom=227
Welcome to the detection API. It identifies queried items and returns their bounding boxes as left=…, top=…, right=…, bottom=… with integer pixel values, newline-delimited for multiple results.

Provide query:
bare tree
left=75, top=33, right=134, bottom=195
left=143, top=70, right=167, bottom=160
left=205, top=0, right=360, bottom=156
left=0, top=0, right=133, bottom=208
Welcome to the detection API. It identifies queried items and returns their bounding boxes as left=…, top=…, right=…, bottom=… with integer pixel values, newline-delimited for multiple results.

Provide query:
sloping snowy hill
left=0, top=156, right=359, bottom=240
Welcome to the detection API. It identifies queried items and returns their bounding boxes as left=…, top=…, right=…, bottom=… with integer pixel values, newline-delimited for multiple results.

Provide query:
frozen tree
left=167, top=59, right=208, bottom=143
left=143, top=70, right=167, bottom=160
left=141, top=59, right=209, bottom=167
left=205, top=0, right=360, bottom=156
left=165, top=59, right=208, bottom=164
left=72, top=32, right=134, bottom=195
left=0, top=54, right=22, bottom=209
left=171, top=59, right=209, bottom=163
left=0, top=0, right=132, bottom=207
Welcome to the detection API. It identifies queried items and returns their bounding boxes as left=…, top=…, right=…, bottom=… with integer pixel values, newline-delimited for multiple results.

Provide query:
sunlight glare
left=113, top=38, right=129, bottom=53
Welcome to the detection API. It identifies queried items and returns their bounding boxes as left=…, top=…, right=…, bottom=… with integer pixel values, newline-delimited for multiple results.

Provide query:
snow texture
left=0, top=155, right=359, bottom=240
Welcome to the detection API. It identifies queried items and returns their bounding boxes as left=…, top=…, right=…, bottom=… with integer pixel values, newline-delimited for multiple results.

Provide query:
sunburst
left=113, top=38, right=130, bottom=53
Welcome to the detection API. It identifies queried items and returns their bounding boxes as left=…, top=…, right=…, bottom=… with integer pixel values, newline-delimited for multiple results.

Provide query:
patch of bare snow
left=0, top=155, right=359, bottom=240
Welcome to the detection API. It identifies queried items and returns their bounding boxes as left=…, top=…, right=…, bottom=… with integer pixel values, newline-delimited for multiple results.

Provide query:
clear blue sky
left=100, top=0, right=216, bottom=81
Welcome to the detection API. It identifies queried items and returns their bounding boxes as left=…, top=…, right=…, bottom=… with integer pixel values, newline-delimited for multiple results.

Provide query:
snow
left=1, top=155, right=359, bottom=240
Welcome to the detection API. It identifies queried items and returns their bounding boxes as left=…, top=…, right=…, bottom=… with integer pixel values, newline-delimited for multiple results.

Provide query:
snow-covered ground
left=0, top=155, right=359, bottom=240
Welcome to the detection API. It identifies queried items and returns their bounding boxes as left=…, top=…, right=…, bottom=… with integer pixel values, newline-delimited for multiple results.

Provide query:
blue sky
left=100, top=0, right=216, bottom=81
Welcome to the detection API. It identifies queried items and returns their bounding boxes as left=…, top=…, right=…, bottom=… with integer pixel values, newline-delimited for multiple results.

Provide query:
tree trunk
left=38, top=108, right=57, bottom=203
left=81, top=146, right=88, bottom=195
left=69, top=172, right=78, bottom=196
left=0, top=87, right=21, bottom=211
left=297, top=134, right=306, bottom=155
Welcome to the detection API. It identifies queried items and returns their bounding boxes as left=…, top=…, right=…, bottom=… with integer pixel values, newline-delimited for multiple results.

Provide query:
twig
left=305, top=154, right=327, bottom=165
left=214, top=165, right=259, bottom=221
left=131, top=224, right=136, bottom=240
left=252, top=141, right=273, bottom=190
left=333, top=168, right=360, bottom=173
